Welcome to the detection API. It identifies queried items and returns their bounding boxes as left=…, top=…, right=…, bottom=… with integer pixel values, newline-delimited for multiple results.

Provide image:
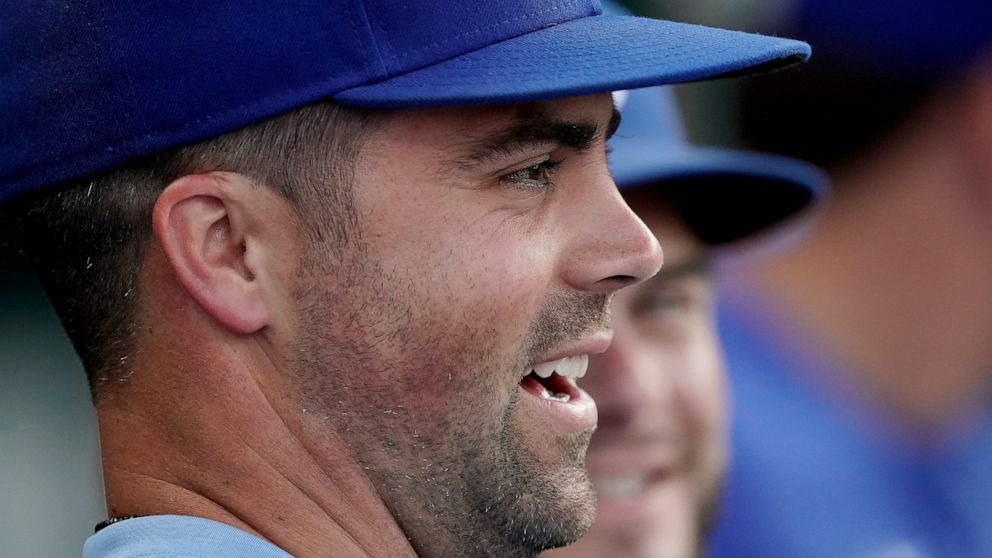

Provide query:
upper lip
left=529, top=330, right=613, bottom=366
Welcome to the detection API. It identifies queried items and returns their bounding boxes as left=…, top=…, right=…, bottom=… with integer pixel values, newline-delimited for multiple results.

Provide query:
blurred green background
left=0, top=232, right=105, bottom=556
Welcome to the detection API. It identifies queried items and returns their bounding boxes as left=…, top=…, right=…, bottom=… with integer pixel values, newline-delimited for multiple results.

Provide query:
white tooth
left=571, top=356, right=586, bottom=378
left=575, top=354, right=589, bottom=378
left=533, top=362, right=556, bottom=378
left=562, top=357, right=579, bottom=378
left=563, top=356, right=580, bottom=378
left=534, top=356, right=588, bottom=379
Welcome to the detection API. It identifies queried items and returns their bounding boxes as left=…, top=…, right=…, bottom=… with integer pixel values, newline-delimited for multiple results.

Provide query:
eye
left=635, top=288, right=693, bottom=319
left=500, top=157, right=563, bottom=191
left=632, top=277, right=712, bottom=325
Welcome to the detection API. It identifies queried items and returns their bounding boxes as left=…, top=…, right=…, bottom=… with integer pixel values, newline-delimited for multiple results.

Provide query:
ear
left=152, top=172, right=274, bottom=334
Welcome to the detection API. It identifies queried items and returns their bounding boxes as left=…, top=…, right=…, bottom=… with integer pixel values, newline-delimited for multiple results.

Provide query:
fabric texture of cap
left=0, top=0, right=810, bottom=202
left=609, top=85, right=828, bottom=245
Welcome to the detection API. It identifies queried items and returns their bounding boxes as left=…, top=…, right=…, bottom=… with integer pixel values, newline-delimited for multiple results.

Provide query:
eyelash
left=501, top=158, right=563, bottom=190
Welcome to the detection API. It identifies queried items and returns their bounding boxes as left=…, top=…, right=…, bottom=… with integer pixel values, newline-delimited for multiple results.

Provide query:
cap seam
left=334, top=2, right=613, bottom=93
left=349, top=0, right=389, bottom=80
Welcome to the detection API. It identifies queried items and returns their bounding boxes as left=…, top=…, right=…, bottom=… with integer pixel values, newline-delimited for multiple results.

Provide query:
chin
left=546, top=477, right=701, bottom=558
left=545, top=525, right=697, bottom=558
left=519, top=435, right=599, bottom=551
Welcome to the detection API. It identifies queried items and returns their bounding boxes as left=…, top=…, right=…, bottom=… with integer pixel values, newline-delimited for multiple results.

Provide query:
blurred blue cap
left=794, top=0, right=992, bottom=80
left=0, top=0, right=812, bottom=203
left=599, top=0, right=828, bottom=245
left=610, top=85, right=828, bottom=245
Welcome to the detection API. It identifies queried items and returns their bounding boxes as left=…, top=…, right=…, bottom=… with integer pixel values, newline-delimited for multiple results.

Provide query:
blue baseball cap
left=0, top=0, right=811, bottom=203
left=609, top=85, right=828, bottom=245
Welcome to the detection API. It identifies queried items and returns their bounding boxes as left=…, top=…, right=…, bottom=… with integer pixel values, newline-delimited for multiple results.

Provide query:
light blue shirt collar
left=84, top=515, right=293, bottom=557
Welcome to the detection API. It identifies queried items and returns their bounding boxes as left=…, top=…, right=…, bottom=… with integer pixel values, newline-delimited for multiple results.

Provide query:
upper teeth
left=529, top=354, right=589, bottom=379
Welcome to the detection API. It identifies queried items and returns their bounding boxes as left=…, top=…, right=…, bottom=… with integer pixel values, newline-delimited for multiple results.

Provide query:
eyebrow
left=454, top=106, right=622, bottom=171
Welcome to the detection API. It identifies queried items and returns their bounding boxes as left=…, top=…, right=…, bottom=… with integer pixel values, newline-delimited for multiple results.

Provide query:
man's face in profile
left=281, top=94, right=662, bottom=556
left=546, top=188, right=727, bottom=558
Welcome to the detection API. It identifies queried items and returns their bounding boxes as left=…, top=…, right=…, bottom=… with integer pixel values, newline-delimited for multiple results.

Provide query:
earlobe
left=152, top=173, right=270, bottom=334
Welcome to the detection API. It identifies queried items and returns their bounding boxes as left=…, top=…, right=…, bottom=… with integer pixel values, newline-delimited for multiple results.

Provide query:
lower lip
left=519, top=376, right=597, bottom=431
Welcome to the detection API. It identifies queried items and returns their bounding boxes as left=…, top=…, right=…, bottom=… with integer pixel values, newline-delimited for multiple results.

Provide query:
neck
left=96, top=296, right=416, bottom=557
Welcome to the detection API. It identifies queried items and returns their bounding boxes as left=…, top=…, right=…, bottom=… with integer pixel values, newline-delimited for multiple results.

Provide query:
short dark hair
left=3, top=101, right=382, bottom=402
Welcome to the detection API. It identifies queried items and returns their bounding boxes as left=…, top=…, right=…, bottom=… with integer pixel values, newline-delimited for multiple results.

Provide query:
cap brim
left=334, top=15, right=810, bottom=108
left=614, top=144, right=829, bottom=245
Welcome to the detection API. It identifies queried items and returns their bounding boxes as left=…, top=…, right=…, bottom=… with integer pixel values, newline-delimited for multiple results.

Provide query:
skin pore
left=97, top=93, right=663, bottom=558
left=546, top=189, right=726, bottom=558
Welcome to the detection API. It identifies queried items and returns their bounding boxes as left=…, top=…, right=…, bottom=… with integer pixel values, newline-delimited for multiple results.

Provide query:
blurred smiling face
left=546, top=188, right=728, bottom=558
left=286, top=94, right=663, bottom=557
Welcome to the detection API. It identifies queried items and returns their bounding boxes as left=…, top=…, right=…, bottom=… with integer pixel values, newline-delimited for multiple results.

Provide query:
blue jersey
left=707, top=285, right=992, bottom=558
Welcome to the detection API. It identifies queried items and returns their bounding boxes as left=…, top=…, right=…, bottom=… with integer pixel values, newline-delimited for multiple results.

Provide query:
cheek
left=400, top=224, right=559, bottom=342
left=355, top=162, right=566, bottom=334
left=677, top=334, right=729, bottom=488
left=681, top=331, right=727, bottom=433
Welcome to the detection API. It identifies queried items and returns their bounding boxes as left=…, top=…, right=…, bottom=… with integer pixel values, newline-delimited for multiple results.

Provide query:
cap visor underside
left=334, top=15, right=810, bottom=108
left=614, top=145, right=829, bottom=244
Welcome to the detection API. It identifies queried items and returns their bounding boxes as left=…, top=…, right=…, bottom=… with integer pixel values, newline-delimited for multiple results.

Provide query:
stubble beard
left=288, top=241, right=607, bottom=557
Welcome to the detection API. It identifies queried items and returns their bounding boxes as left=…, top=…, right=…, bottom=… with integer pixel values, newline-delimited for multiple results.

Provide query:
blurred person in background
left=708, top=1, right=992, bottom=557
left=545, top=68, right=826, bottom=558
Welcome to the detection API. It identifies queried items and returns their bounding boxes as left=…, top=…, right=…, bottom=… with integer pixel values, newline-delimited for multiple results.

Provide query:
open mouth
left=516, top=338, right=606, bottom=431
left=519, top=355, right=589, bottom=403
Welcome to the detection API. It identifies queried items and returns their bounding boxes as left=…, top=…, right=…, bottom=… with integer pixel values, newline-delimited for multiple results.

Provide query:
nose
left=561, top=176, right=663, bottom=293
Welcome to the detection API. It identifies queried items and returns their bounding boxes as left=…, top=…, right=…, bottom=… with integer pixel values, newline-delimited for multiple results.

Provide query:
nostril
left=598, top=274, right=638, bottom=290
